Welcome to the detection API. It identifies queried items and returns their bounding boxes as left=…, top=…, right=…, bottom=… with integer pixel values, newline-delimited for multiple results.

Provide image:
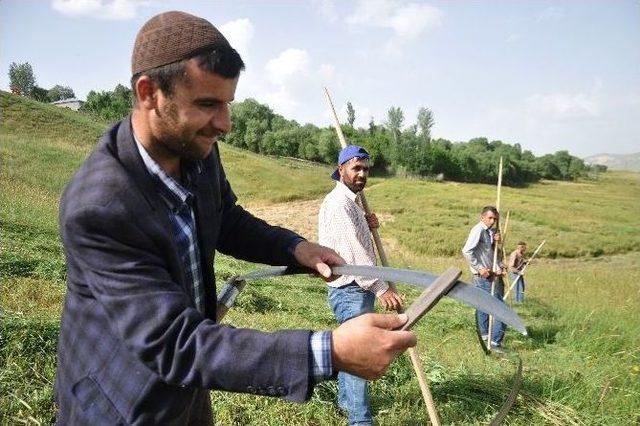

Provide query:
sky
left=1, top=0, right=639, bottom=158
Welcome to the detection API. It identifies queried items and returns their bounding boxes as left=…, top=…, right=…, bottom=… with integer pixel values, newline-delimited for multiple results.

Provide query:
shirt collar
left=479, top=221, right=490, bottom=231
left=133, top=133, right=192, bottom=206
left=335, top=180, right=359, bottom=202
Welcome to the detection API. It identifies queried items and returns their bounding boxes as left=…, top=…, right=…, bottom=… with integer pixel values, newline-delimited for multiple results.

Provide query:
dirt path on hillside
left=245, top=198, right=393, bottom=244
left=245, top=199, right=322, bottom=241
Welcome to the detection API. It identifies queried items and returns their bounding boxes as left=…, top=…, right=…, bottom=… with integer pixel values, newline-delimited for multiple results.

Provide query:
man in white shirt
left=319, top=145, right=403, bottom=425
left=461, top=206, right=507, bottom=350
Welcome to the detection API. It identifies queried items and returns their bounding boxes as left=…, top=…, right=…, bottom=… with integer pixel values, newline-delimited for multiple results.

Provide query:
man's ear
left=135, top=75, right=159, bottom=110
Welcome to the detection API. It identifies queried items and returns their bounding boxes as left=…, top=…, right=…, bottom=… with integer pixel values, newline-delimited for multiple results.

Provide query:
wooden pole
left=324, top=87, right=441, bottom=425
left=501, top=211, right=510, bottom=245
left=486, top=157, right=503, bottom=350
left=504, top=240, right=546, bottom=301
left=500, top=211, right=512, bottom=304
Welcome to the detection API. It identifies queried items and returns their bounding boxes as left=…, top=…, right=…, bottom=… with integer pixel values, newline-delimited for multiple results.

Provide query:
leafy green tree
left=368, top=117, right=377, bottom=135
left=318, top=129, right=340, bottom=164
left=416, top=107, right=435, bottom=144
left=48, top=85, right=75, bottom=101
left=80, top=84, right=133, bottom=122
left=225, top=98, right=275, bottom=150
left=346, top=102, right=355, bottom=127
left=535, top=154, right=562, bottom=180
left=30, top=86, right=50, bottom=102
left=9, top=62, right=36, bottom=96
left=385, top=106, right=405, bottom=165
left=385, top=106, right=404, bottom=137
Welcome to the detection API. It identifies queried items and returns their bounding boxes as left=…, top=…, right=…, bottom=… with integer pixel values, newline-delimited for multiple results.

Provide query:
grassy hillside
left=367, top=172, right=640, bottom=259
left=1, top=91, right=639, bottom=424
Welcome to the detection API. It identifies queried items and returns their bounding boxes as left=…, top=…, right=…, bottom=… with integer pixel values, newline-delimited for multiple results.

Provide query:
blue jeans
left=509, top=272, right=525, bottom=303
left=328, top=283, right=375, bottom=426
left=474, top=276, right=506, bottom=346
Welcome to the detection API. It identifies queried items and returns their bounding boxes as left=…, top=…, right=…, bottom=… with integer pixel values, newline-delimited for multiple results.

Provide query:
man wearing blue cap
left=319, top=145, right=404, bottom=425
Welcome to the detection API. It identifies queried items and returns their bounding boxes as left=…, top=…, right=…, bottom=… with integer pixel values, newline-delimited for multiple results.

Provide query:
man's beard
left=345, top=179, right=366, bottom=193
left=154, top=102, right=198, bottom=159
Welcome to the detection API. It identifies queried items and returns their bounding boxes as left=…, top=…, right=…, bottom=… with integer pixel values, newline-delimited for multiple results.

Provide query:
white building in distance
left=51, top=98, right=84, bottom=111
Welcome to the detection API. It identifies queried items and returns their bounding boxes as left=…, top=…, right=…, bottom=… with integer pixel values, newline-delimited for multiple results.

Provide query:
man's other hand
left=293, top=241, right=344, bottom=280
left=478, top=267, right=491, bottom=278
left=364, top=213, right=379, bottom=230
left=331, top=313, right=416, bottom=380
left=377, top=287, right=404, bottom=311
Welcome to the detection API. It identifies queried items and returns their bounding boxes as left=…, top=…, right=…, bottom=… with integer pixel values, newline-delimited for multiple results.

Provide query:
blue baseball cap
left=331, top=145, right=370, bottom=180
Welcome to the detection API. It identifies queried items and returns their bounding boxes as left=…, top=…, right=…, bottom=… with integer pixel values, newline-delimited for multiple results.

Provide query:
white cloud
left=525, top=92, right=600, bottom=120
left=536, top=6, right=564, bottom=22
left=265, top=48, right=311, bottom=86
left=346, top=0, right=395, bottom=28
left=346, top=0, right=442, bottom=51
left=460, top=84, right=606, bottom=155
left=314, top=0, right=339, bottom=22
left=389, top=3, right=442, bottom=40
left=318, top=63, right=335, bottom=80
left=258, top=49, right=340, bottom=122
left=51, top=0, right=146, bottom=20
left=220, top=18, right=254, bottom=62
left=263, top=49, right=312, bottom=116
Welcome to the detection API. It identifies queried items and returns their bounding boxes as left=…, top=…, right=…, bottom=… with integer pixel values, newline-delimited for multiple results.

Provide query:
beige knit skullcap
left=132, top=11, right=231, bottom=75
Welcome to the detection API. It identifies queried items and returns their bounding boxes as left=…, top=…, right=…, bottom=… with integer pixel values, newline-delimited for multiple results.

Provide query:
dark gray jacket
left=55, top=117, right=312, bottom=425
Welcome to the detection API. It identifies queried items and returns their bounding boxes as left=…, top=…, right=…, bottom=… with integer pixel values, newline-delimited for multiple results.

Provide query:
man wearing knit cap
left=319, top=145, right=404, bottom=425
left=55, top=11, right=416, bottom=425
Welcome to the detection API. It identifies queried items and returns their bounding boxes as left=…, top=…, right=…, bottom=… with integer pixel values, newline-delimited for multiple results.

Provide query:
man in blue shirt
left=462, top=206, right=507, bottom=350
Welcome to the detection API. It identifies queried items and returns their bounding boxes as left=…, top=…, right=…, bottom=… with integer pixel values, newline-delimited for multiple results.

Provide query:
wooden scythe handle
left=324, top=87, right=442, bottom=426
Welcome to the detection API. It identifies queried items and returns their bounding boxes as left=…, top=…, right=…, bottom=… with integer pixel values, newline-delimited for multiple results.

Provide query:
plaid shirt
left=319, top=181, right=388, bottom=296
left=135, top=137, right=205, bottom=312
left=135, top=137, right=332, bottom=381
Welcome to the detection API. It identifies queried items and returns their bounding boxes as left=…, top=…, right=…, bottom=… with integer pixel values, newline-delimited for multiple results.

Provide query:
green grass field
left=1, top=91, right=639, bottom=424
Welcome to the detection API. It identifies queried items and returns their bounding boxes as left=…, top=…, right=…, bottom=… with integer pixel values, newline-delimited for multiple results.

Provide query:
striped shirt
left=319, top=181, right=388, bottom=296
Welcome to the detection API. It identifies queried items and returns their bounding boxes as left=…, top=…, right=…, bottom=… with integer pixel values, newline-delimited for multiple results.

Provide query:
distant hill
left=584, top=152, right=640, bottom=172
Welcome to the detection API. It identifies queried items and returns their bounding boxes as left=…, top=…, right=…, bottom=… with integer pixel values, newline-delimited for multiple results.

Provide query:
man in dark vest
left=462, top=206, right=507, bottom=351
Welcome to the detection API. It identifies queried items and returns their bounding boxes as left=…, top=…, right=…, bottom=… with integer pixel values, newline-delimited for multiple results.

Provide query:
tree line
left=8, top=62, right=604, bottom=185
left=9, top=62, right=75, bottom=102
left=8, top=61, right=132, bottom=120
left=223, top=98, right=605, bottom=185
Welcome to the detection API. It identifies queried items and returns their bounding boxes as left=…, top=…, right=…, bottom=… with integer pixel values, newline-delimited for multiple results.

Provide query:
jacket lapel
left=111, top=117, right=189, bottom=293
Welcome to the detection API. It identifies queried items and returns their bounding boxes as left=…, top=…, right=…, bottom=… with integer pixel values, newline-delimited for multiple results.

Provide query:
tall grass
left=1, top=91, right=639, bottom=424
left=366, top=173, right=640, bottom=259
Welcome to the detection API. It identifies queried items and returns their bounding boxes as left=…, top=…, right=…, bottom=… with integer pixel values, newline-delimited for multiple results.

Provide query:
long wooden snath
left=500, top=211, right=512, bottom=305
left=486, top=157, right=503, bottom=351
left=324, top=87, right=441, bottom=426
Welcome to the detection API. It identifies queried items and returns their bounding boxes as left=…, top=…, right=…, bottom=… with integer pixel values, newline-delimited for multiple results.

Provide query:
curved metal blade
left=227, top=264, right=527, bottom=335
left=331, top=264, right=527, bottom=335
